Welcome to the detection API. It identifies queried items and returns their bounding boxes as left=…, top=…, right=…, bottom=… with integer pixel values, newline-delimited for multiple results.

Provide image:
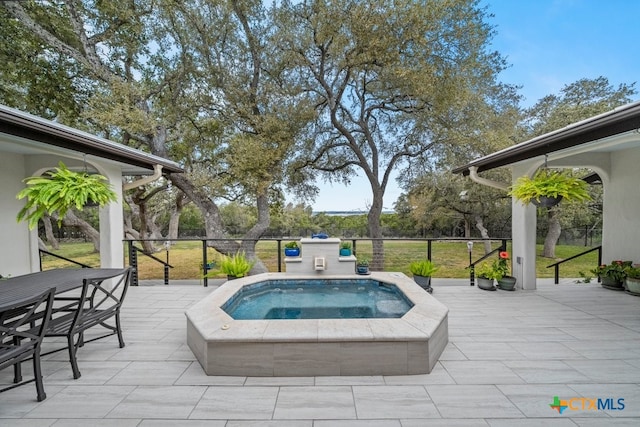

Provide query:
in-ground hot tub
left=186, top=272, right=449, bottom=376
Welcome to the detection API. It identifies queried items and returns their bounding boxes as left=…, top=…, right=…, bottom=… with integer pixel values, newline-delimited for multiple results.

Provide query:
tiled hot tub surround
left=186, top=272, right=449, bottom=376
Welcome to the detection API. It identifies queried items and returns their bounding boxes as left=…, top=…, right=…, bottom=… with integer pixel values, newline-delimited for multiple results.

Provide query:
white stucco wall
left=0, top=152, right=32, bottom=276
left=603, top=147, right=640, bottom=263
left=1, top=151, right=127, bottom=276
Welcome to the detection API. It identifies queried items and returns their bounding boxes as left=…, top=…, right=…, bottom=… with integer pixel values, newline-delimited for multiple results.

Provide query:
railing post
left=129, top=243, right=138, bottom=287
left=277, top=239, right=282, bottom=272
left=427, top=240, right=432, bottom=261
left=597, top=246, right=602, bottom=283
left=202, top=240, right=208, bottom=287
left=467, top=241, right=475, bottom=286
left=554, top=265, right=560, bottom=285
left=470, top=264, right=475, bottom=287
left=164, top=242, right=170, bottom=285
left=352, top=239, right=357, bottom=257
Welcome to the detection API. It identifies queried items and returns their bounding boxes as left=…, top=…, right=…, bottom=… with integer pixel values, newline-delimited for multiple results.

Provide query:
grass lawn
left=40, top=239, right=599, bottom=281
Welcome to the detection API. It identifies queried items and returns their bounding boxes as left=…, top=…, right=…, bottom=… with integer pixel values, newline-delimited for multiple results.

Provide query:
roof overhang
left=0, top=105, right=183, bottom=175
left=452, top=101, right=640, bottom=176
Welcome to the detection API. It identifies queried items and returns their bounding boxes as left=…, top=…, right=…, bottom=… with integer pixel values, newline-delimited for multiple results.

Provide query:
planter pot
left=601, top=275, right=624, bottom=290
left=532, top=195, right=563, bottom=208
left=339, top=248, right=352, bottom=256
left=356, top=265, right=369, bottom=275
left=497, top=276, right=517, bottom=291
left=227, top=275, right=241, bottom=281
left=476, top=276, right=496, bottom=291
left=284, top=248, right=300, bottom=257
left=624, top=277, right=640, bottom=296
left=413, top=275, right=433, bottom=293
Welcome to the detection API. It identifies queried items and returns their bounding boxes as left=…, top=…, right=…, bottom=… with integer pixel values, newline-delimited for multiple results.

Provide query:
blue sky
left=306, top=0, right=640, bottom=212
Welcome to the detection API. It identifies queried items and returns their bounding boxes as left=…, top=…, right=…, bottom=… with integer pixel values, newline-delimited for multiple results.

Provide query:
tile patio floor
left=1, top=277, right=640, bottom=426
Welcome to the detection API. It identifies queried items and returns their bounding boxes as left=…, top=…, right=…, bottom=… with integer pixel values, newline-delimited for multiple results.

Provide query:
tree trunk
left=42, top=215, right=60, bottom=250
left=475, top=215, right=492, bottom=254
left=167, top=193, right=186, bottom=242
left=240, top=191, right=271, bottom=274
left=60, top=211, right=100, bottom=252
left=38, top=237, right=48, bottom=252
left=129, top=190, right=156, bottom=254
left=543, top=207, right=562, bottom=258
left=367, top=192, right=385, bottom=271
left=464, top=217, right=471, bottom=239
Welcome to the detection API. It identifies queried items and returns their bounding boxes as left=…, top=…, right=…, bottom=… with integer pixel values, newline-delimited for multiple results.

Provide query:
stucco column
left=511, top=162, right=538, bottom=290
left=99, top=165, right=125, bottom=268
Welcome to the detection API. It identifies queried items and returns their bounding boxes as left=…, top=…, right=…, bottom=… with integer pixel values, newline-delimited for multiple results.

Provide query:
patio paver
left=1, top=278, right=639, bottom=424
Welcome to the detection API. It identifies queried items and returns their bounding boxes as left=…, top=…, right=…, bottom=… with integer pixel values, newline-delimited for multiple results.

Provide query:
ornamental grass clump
left=408, top=259, right=439, bottom=277
left=219, top=251, right=254, bottom=278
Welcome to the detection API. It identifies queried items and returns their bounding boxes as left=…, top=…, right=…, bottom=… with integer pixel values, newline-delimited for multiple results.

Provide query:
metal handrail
left=39, top=249, right=92, bottom=270
left=546, top=245, right=602, bottom=284
left=126, top=243, right=173, bottom=286
left=467, top=239, right=508, bottom=287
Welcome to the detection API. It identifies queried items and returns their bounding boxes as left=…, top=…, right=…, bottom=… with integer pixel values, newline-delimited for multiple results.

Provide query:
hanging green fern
left=16, top=162, right=117, bottom=229
left=509, top=170, right=591, bottom=205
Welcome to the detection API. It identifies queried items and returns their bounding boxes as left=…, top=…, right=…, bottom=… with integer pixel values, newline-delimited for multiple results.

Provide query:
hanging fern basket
left=16, top=162, right=117, bottom=229
left=531, top=195, right=563, bottom=208
left=509, top=170, right=591, bottom=206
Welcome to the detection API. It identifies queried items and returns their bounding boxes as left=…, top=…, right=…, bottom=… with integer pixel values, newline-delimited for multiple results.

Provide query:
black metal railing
left=39, top=249, right=92, bottom=271
left=121, top=237, right=511, bottom=287
left=467, top=239, right=508, bottom=287
left=546, top=245, right=602, bottom=284
left=125, top=242, right=173, bottom=286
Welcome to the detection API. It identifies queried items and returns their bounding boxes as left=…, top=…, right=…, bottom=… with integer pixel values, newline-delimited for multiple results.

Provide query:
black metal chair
left=44, top=268, right=132, bottom=379
left=0, top=288, right=56, bottom=401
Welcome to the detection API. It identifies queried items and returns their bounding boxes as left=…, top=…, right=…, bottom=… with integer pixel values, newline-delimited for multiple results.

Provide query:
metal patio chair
left=44, top=268, right=133, bottom=379
left=0, top=288, right=56, bottom=401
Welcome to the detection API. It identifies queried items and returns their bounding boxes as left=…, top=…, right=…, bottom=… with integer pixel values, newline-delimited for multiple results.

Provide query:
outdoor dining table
left=0, top=268, right=128, bottom=310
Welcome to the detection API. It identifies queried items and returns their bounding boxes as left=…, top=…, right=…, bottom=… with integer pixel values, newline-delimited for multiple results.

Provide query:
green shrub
left=408, top=260, right=439, bottom=277
left=218, top=251, right=254, bottom=278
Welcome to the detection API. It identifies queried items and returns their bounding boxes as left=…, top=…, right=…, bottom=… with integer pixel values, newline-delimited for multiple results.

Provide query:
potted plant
left=591, top=260, right=632, bottom=290
left=623, top=265, right=640, bottom=296
left=16, top=161, right=117, bottom=229
left=284, top=241, right=300, bottom=257
left=408, top=259, right=439, bottom=293
left=495, top=251, right=517, bottom=291
left=509, top=169, right=591, bottom=207
left=219, top=251, right=254, bottom=280
left=356, top=257, right=370, bottom=275
left=475, top=262, right=498, bottom=291
left=339, top=241, right=352, bottom=256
